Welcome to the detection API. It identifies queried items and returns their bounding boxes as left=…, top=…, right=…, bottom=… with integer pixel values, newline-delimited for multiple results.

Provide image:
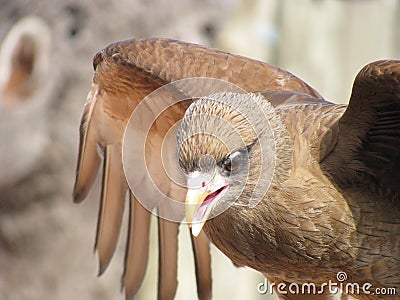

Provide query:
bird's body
left=179, top=85, right=400, bottom=299
left=201, top=97, right=400, bottom=290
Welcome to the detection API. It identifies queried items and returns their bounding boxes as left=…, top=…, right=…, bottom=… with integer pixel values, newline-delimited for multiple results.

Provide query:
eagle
left=73, top=38, right=400, bottom=299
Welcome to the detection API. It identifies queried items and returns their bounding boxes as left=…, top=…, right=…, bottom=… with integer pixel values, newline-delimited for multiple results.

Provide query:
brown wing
left=73, top=38, right=323, bottom=299
left=257, top=90, right=332, bottom=108
left=322, top=60, right=400, bottom=204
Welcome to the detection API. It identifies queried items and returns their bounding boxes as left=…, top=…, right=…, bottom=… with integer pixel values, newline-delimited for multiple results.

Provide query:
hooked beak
left=185, top=177, right=228, bottom=236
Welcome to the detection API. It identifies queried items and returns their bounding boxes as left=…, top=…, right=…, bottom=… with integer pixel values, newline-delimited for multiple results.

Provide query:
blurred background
left=0, top=0, right=398, bottom=299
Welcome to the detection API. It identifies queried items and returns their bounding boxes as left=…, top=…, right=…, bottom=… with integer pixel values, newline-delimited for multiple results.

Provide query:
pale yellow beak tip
left=185, top=189, right=210, bottom=235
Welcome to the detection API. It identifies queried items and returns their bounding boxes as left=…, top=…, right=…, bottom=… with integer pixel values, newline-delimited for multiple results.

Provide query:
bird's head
left=177, top=92, right=292, bottom=236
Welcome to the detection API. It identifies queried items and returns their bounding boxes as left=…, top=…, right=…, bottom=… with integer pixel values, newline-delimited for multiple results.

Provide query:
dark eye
left=219, top=141, right=256, bottom=174
left=221, top=151, right=241, bottom=173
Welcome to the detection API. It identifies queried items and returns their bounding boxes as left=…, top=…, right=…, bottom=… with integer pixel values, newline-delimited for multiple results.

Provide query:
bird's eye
left=221, top=151, right=241, bottom=173
left=219, top=141, right=256, bottom=174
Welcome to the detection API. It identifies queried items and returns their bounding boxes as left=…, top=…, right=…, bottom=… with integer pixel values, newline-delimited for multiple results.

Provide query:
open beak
left=185, top=177, right=228, bottom=236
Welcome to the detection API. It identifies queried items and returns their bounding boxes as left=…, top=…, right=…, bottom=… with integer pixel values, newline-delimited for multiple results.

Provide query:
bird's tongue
left=191, top=186, right=227, bottom=236
left=194, top=192, right=218, bottom=220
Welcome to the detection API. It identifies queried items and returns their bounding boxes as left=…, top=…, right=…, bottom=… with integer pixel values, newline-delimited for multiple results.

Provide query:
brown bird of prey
left=74, top=38, right=400, bottom=300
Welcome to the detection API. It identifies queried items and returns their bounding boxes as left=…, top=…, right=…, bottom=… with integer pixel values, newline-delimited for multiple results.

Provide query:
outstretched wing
left=322, top=60, right=400, bottom=205
left=73, top=38, right=322, bottom=299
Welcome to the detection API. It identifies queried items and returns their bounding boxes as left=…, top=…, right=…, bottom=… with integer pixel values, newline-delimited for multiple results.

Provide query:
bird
left=73, top=37, right=323, bottom=300
left=178, top=67, right=400, bottom=299
left=73, top=38, right=400, bottom=299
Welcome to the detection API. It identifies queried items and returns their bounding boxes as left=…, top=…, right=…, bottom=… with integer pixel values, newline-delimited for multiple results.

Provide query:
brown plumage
left=73, top=38, right=400, bottom=299
left=179, top=64, right=400, bottom=299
